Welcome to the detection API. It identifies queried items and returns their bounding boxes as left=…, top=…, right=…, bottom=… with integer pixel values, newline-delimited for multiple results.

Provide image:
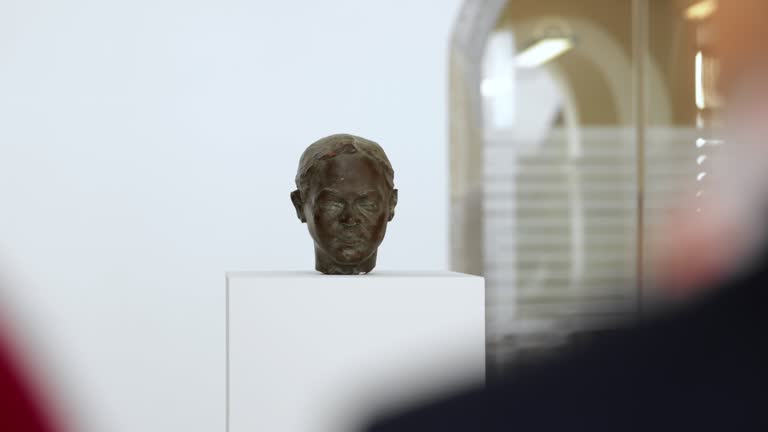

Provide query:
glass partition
left=450, top=0, right=725, bottom=371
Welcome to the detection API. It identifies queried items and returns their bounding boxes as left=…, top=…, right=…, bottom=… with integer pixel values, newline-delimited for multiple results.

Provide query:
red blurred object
left=0, top=330, right=59, bottom=432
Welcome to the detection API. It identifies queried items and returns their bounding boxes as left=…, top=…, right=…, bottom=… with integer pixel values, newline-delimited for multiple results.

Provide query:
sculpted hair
left=295, top=134, right=395, bottom=196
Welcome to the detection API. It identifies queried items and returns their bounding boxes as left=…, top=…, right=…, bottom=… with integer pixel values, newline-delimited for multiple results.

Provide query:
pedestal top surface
left=227, top=270, right=482, bottom=279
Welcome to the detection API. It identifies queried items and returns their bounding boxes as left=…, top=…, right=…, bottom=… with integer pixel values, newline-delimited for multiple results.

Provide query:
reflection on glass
left=480, top=0, right=636, bottom=367
left=454, top=0, right=727, bottom=370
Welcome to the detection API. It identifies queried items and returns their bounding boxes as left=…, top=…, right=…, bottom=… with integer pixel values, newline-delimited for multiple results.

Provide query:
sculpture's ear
left=388, top=189, right=398, bottom=221
left=290, top=190, right=307, bottom=223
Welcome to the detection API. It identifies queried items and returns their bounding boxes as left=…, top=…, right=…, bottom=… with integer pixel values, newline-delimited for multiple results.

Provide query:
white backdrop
left=0, top=1, right=461, bottom=430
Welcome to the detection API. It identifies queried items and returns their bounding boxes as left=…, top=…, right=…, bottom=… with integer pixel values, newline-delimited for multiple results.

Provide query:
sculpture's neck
left=315, top=249, right=377, bottom=275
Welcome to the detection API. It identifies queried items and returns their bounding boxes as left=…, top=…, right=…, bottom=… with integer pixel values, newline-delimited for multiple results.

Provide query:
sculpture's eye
left=321, top=201, right=344, bottom=212
left=357, top=198, right=378, bottom=211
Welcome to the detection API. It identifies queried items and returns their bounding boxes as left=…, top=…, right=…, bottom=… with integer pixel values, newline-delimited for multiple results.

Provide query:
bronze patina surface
left=291, top=134, right=397, bottom=275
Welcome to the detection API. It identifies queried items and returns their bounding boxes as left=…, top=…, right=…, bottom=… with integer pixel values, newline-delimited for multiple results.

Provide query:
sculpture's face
left=301, top=154, right=393, bottom=267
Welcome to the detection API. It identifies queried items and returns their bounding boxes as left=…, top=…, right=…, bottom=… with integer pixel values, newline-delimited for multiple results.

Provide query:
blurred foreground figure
left=0, top=330, right=59, bottom=431
left=364, top=2, right=768, bottom=431
left=366, top=254, right=767, bottom=431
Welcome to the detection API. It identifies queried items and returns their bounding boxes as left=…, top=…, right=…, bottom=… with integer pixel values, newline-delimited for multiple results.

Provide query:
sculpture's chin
left=335, top=247, right=368, bottom=263
left=315, top=247, right=377, bottom=275
left=321, top=265, right=372, bottom=275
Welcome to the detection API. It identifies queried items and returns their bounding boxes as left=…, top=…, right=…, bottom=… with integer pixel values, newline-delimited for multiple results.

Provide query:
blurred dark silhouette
left=364, top=1, right=768, bottom=430
left=365, top=246, right=767, bottom=431
left=0, top=329, right=59, bottom=431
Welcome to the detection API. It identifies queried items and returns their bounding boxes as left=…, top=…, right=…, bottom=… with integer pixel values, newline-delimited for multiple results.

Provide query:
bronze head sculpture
left=291, top=134, right=398, bottom=275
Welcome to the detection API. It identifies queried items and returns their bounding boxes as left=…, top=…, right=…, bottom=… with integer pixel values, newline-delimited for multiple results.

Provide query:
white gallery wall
left=0, top=1, right=462, bottom=430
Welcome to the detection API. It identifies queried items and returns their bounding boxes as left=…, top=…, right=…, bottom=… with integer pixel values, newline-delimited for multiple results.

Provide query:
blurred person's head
left=715, top=0, right=768, bottom=206
left=291, top=134, right=398, bottom=275
left=653, top=0, right=768, bottom=297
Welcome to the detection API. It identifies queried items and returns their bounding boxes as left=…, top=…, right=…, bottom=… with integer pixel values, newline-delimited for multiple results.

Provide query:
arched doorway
left=448, top=0, right=708, bottom=369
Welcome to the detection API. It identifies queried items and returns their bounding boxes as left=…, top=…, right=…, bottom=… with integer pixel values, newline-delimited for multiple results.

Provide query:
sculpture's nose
left=339, top=203, right=360, bottom=226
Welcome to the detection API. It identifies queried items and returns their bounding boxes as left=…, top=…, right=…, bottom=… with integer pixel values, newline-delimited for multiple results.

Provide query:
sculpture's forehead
left=309, top=154, right=386, bottom=191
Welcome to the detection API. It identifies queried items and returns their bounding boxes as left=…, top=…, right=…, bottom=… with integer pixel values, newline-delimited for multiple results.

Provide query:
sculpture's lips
left=337, top=232, right=365, bottom=245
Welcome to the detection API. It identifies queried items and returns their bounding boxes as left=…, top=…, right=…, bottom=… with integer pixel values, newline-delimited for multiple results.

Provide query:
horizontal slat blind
left=484, top=126, right=710, bottom=361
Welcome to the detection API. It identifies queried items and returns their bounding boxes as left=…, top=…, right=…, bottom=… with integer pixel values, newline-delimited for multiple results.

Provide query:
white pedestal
left=226, top=271, right=485, bottom=432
